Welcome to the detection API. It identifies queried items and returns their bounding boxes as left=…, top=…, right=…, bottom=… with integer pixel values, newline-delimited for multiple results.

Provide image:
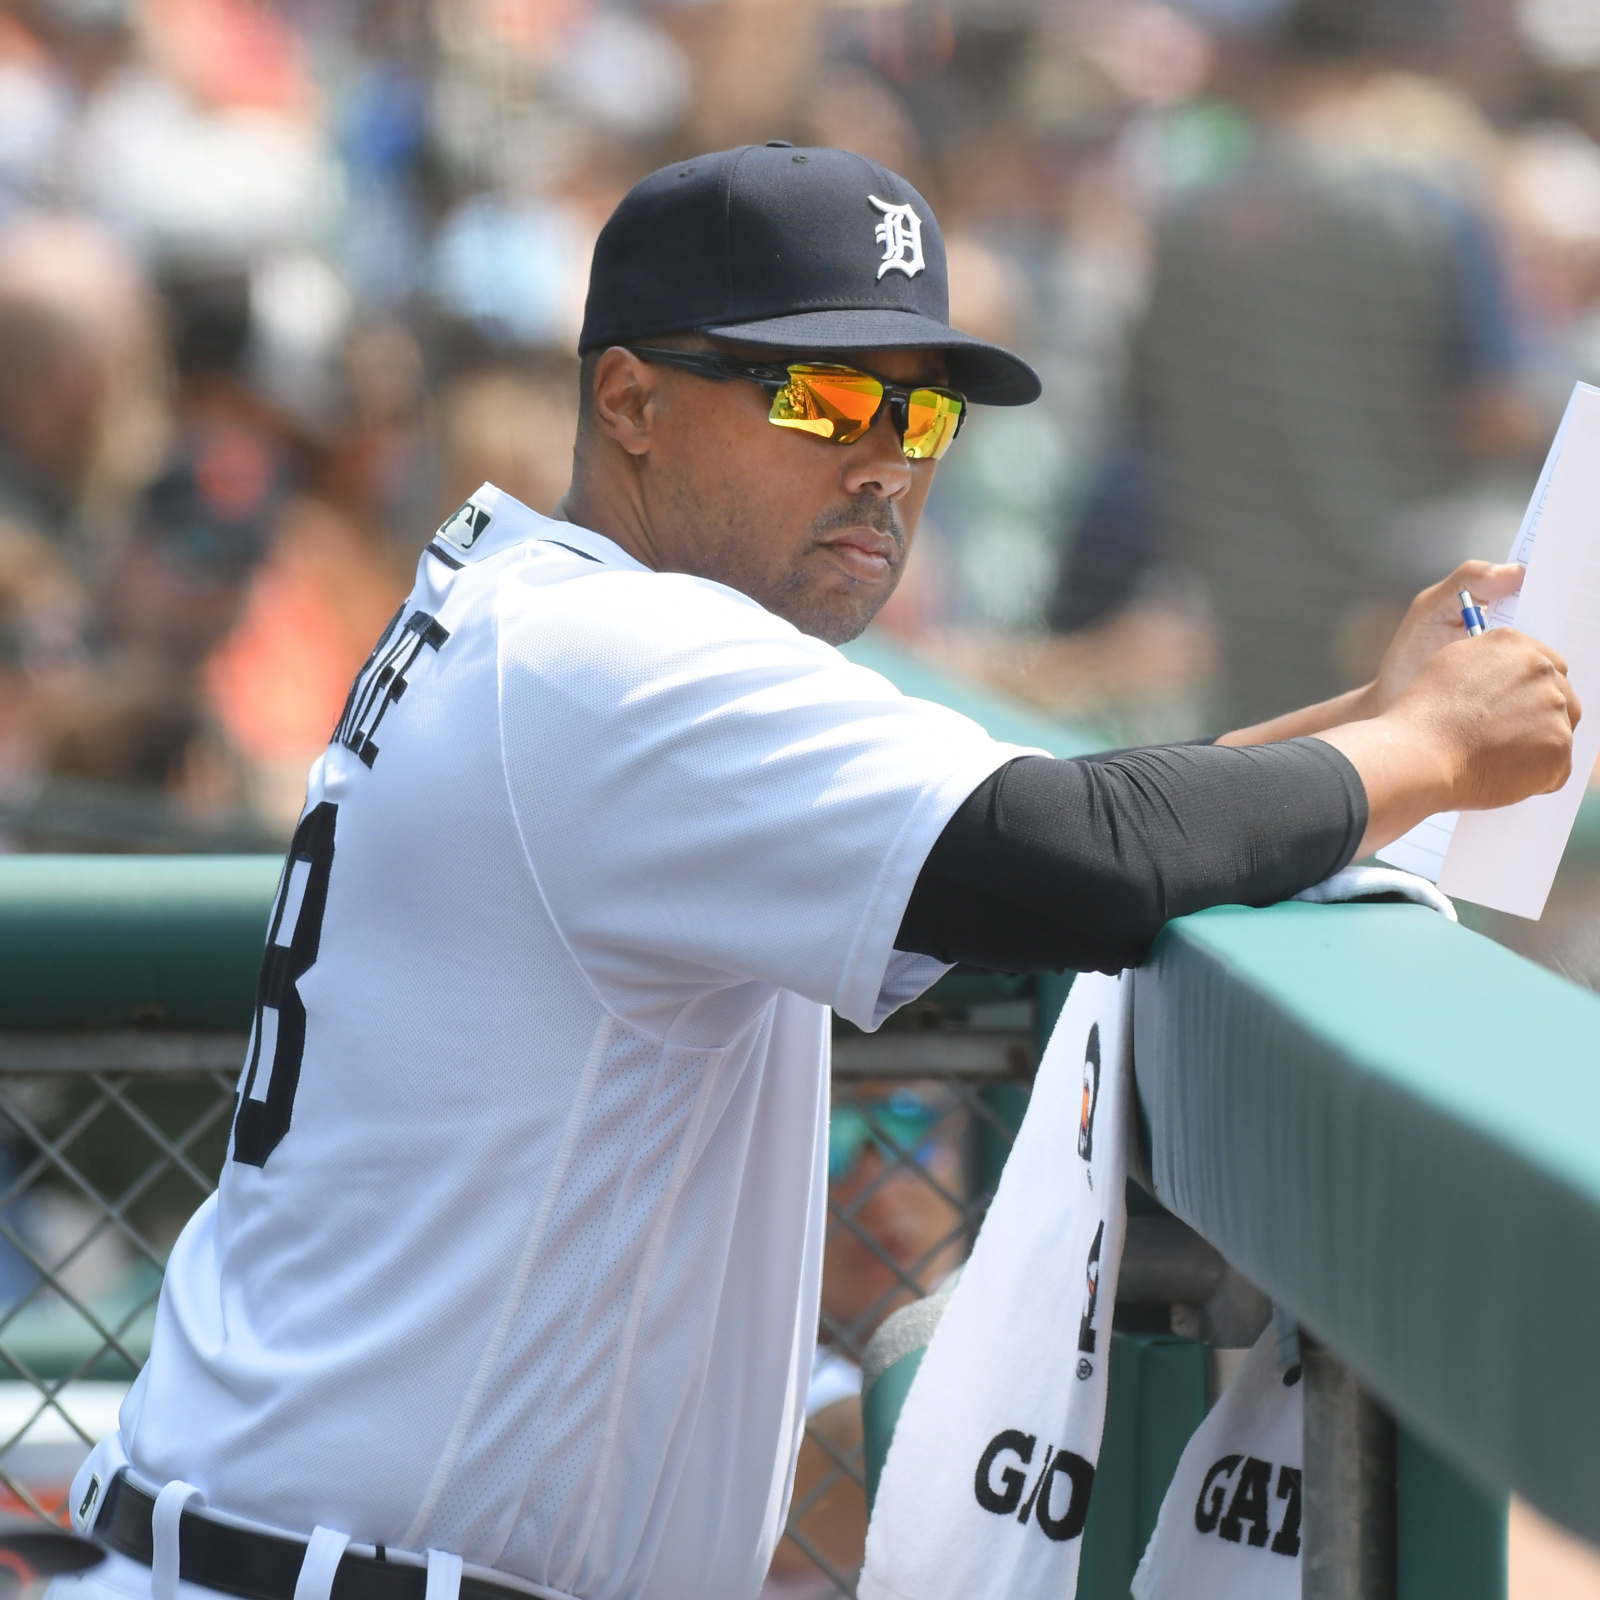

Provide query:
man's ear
left=590, top=348, right=659, bottom=459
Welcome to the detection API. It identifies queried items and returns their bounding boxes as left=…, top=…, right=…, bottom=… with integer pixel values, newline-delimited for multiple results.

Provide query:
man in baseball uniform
left=56, top=146, right=1575, bottom=1600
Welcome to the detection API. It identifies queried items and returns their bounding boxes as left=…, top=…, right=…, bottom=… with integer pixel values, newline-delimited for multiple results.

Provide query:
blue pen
left=1458, top=588, right=1487, bottom=636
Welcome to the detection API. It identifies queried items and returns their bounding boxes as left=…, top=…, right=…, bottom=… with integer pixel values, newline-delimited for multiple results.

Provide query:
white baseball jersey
left=117, top=484, right=1027, bottom=1600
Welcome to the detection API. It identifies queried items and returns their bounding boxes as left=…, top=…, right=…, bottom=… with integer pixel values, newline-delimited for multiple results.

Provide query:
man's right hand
left=1391, top=628, right=1580, bottom=809
left=1314, top=627, right=1580, bottom=857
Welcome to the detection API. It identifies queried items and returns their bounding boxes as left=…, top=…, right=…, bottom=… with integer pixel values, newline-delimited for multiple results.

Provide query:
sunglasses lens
left=771, top=365, right=884, bottom=444
left=902, top=389, right=964, bottom=461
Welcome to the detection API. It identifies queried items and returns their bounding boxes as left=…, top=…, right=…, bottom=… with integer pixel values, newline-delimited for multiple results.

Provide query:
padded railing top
left=1136, top=900, right=1600, bottom=1543
left=0, top=855, right=279, bottom=1031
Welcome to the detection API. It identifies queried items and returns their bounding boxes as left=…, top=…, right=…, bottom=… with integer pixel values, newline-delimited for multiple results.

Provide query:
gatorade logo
left=973, top=1430, right=1094, bottom=1542
left=1077, top=1023, right=1101, bottom=1165
left=1077, top=1220, right=1103, bottom=1363
left=1194, top=1455, right=1302, bottom=1556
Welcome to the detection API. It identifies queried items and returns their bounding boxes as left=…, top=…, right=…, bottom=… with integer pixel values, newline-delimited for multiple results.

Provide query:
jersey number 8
left=233, top=802, right=337, bottom=1167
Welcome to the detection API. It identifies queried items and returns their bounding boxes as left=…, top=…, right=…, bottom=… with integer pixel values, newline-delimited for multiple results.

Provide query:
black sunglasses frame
left=623, top=346, right=968, bottom=455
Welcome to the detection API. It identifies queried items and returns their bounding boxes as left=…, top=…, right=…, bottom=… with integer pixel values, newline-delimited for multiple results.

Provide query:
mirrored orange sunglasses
left=625, top=347, right=967, bottom=461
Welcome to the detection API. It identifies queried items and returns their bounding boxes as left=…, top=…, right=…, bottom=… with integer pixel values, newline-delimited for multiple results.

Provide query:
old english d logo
left=868, top=195, right=926, bottom=280
left=1077, top=1023, right=1101, bottom=1162
left=1077, top=1221, right=1103, bottom=1354
left=974, top=1430, right=1095, bottom=1542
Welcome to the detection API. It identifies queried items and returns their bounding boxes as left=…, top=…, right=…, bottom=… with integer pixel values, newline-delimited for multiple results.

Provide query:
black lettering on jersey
left=233, top=802, right=337, bottom=1167
left=331, top=608, right=450, bottom=769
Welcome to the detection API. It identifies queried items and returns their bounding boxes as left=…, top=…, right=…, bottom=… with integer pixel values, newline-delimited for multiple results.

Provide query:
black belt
left=95, top=1472, right=533, bottom=1600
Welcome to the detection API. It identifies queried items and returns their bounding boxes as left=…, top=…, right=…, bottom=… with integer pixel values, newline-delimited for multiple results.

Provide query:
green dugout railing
left=0, top=854, right=278, bottom=1032
left=1137, top=901, right=1600, bottom=1572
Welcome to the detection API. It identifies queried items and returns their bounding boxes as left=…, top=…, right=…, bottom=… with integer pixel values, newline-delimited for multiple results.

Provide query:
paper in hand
left=1377, top=382, right=1600, bottom=919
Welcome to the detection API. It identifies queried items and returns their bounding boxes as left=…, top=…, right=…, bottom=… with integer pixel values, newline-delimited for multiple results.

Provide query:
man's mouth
left=816, top=525, right=900, bottom=583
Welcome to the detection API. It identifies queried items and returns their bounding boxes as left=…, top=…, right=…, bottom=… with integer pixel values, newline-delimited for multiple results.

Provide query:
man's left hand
left=1366, top=560, right=1526, bottom=715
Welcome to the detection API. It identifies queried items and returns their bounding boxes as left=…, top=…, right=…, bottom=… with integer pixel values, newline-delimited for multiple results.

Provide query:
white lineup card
left=1377, top=381, right=1600, bottom=919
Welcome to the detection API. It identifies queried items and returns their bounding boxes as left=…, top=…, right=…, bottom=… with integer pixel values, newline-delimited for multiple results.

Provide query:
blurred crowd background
left=0, top=0, right=1596, bottom=840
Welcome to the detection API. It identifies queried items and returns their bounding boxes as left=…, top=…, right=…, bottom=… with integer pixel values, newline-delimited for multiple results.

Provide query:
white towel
left=859, top=970, right=1131, bottom=1600
left=1131, top=1324, right=1303, bottom=1600
left=1292, top=863, right=1457, bottom=920
left=861, top=866, right=1445, bottom=1600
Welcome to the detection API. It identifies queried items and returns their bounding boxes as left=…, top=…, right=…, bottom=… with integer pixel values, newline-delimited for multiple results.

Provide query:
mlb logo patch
left=437, top=498, right=493, bottom=554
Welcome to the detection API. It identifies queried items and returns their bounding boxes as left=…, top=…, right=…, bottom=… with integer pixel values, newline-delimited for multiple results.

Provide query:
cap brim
left=699, top=308, right=1041, bottom=406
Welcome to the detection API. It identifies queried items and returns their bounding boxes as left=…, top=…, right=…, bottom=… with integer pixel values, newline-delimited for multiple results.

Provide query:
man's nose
left=840, top=408, right=913, bottom=500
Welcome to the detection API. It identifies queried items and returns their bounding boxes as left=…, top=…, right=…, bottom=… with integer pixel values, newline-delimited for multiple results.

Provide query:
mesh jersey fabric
left=118, top=485, right=1027, bottom=1600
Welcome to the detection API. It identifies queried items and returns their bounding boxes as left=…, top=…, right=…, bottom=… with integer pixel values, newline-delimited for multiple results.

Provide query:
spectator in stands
left=45, top=437, right=283, bottom=803
left=0, top=212, right=160, bottom=787
left=0, top=212, right=160, bottom=570
left=1051, top=0, right=1535, bottom=727
left=199, top=446, right=407, bottom=831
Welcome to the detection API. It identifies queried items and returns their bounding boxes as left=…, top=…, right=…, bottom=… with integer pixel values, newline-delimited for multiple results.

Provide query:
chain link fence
left=776, top=1026, right=1034, bottom=1598
left=0, top=1025, right=1035, bottom=1600
left=0, top=1035, right=242, bottom=1523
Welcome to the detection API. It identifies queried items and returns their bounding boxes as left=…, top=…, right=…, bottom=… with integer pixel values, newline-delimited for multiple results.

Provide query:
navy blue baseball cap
left=578, top=143, right=1041, bottom=407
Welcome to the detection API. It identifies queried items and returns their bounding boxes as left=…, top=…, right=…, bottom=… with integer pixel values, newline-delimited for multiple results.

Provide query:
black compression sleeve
left=896, top=738, right=1367, bottom=975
